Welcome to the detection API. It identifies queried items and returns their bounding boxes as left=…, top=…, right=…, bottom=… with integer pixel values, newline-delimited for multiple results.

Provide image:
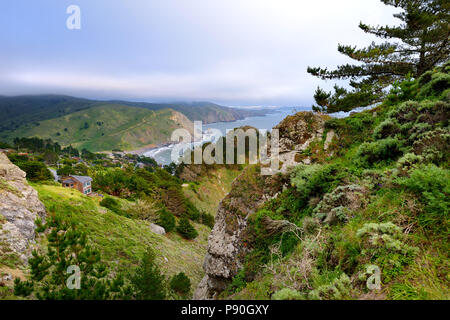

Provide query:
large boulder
left=150, top=223, right=166, bottom=235
left=0, top=153, right=46, bottom=264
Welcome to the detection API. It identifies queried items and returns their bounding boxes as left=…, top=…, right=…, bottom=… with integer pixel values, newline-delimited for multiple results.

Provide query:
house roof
left=62, top=179, right=75, bottom=184
left=70, top=175, right=93, bottom=184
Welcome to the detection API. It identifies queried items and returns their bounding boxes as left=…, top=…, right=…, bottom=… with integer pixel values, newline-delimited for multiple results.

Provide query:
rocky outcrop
left=0, top=153, right=46, bottom=264
left=194, top=112, right=329, bottom=299
left=194, top=166, right=287, bottom=299
left=274, top=112, right=333, bottom=172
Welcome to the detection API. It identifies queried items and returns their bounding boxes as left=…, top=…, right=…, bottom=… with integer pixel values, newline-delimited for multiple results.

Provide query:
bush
left=308, top=273, right=352, bottom=300
left=272, top=288, right=304, bottom=300
left=291, top=163, right=345, bottom=204
left=186, top=200, right=201, bottom=221
left=157, top=208, right=176, bottom=232
left=417, top=72, right=450, bottom=99
left=124, top=199, right=158, bottom=221
left=373, top=118, right=400, bottom=139
left=396, top=153, right=423, bottom=172
left=355, top=138, right=403, bottom=167
left=412, top=128, right=450, bottom=164
left=169, top=272, right=191, bottom=296
left=313, top=184, right=365, bottom=225
left=0, top=141, right=12, bottom=149
left=177, top=217, right=198, bottom=240
left=200, top=211, right=215, bottom=228
left=395, top=164, right=449, bottom=229
left=356, top=222, right=418, bottom=282
left=99, top=196, right=123, bottom=215
left=14, top=215, right=125, bottom=300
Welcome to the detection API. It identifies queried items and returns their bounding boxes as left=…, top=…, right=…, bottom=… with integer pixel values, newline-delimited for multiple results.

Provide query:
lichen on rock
left=0, top=152, right=46, bottom=265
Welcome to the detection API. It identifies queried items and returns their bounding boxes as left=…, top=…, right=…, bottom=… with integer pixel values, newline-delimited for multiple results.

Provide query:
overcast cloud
left=0, top=0, right=400, bottom=106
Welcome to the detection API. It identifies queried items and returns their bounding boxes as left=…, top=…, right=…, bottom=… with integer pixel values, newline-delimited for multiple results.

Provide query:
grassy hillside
left=31, top=183, right=210, bottom=287
left=0, top=95, right=265, bottom=138
left=182, top=166, right=243, bottom=217
left=111, top=100, right=267, bottom=124
left=2, top=104, right=193, bottom=152
left=0, top=95, right=97, bottom=133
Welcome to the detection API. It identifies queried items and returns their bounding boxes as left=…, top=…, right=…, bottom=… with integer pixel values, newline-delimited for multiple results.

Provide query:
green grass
left=31, top=183, right=209, bottom=287
left=183, top=166, right=242, bottom=216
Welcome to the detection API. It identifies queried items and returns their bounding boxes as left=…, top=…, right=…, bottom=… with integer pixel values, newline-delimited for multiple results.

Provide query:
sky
left=0, top=0, right=401, bottom=107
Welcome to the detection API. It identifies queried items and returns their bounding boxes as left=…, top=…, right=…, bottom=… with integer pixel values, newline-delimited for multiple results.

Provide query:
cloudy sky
left=0, top=0, right=400, bottom=106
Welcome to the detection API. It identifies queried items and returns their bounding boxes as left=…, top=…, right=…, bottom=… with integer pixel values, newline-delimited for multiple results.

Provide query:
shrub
left=157, top=208, right=176, bottom=233
left=186, top=200, right=201, bottom=221
left=356, top=222, right=417, bottom=255
left=313, top=184, right=365, bottom=225
left=124, top=199, right=158, bottom=221
left=100, top=196, right=123, bottom=215
left=356, top=222, right=418, bottom=283
left=272, top=288, right=304, bottom=300
left=177, top=217, right=198, bottom=240
left=200, top=211, right=215, bottom=228
left=417, top=72, right=450, bottom=99
left=395, top=164, right=449, bottom=229
left=355, top=138, right=403, bottom=167
left=412, top=128, right=450, bottom=164
left=308, top=273, right=351, bottom=300
left=14, top=215, right=125, bottom=300
left=396, top=153, right=423, bottom=172
left=291, top=163, right=344, bottom=203
left=169, top=272, right=191, bottom=296
left=373, top=118, right=400, bottom=139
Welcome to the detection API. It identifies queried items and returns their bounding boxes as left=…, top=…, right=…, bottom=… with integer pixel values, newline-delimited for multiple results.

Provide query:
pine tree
left=169, top=272, right=191, bottom=296
left=177, top=217, right=198, bottom=240
left=128, top=248, right=166, bottom=300
left=157, top=208, right=176, bottom=232
left=308, top=0, right=450, bottom=113
left=14, top=214, right=125, bottom=300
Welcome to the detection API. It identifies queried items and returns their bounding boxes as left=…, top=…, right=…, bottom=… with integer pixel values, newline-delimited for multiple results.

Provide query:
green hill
left=2, top=104, right=194, bottom=152
left=31, top=184, right=210, bottom=287
left=0, top=95, right=266, bottom=135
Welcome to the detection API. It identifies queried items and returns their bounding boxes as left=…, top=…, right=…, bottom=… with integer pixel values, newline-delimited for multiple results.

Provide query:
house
left=61, top=175, right=93, bottom=195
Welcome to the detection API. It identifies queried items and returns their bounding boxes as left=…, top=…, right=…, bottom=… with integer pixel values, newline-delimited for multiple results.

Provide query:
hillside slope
left=2, top=104, right=194, bottom=152
left=0, top=95, right=266, bottom=137
left=109, top=100, right=267, bottom=124
left=31, top=184, right=210, bottom=287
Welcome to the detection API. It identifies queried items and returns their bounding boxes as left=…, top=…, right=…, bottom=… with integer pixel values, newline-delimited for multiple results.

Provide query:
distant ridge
left=0, top=95, right=267, bottom=133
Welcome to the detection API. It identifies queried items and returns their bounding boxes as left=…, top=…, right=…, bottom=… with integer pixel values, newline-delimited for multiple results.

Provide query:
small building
left=61, top=175, right=93, bottom=195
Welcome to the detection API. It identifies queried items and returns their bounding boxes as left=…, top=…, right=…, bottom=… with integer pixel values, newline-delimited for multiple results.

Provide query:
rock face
left=194, top=112, right=329, bottom=299
left=274, top=112, right=333, bottom=172
left=0, top=153, right=46, bottom=264
left=194, top=166, right=286, bottom=299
